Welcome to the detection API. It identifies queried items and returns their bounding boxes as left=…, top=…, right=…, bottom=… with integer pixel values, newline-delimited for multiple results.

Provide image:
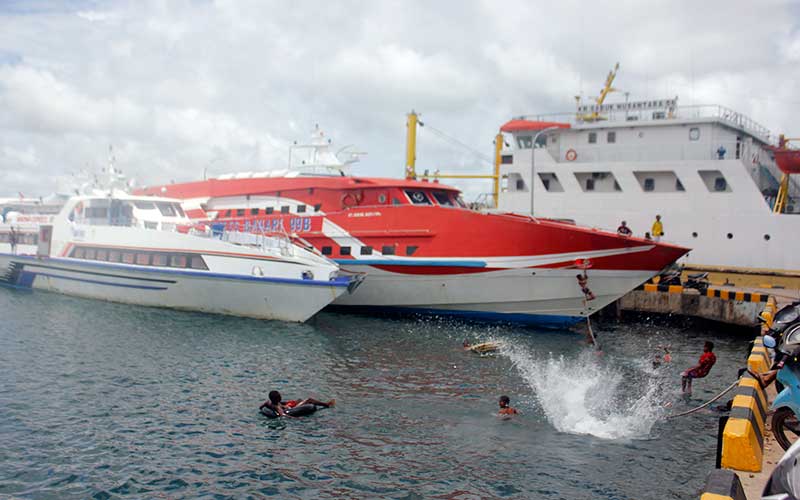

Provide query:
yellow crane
left=577, top=62, right=620, bottom=122
left=405, top=110, right=503, bottom=208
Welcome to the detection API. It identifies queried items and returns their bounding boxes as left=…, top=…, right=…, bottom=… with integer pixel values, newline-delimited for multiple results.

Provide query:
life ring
left=565, top=149, right=577, bottom=161
left=260, top=403, right=317, bottom=419
left=341, top=191, right=363, bottom=209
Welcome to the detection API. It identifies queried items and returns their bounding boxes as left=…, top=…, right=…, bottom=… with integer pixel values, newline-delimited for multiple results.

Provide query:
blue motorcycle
left=770, top=325, right=800, bottom=451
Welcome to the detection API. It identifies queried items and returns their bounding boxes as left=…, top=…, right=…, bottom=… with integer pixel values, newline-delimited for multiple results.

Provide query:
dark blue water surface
left=0, top=288, right=753, bottom=499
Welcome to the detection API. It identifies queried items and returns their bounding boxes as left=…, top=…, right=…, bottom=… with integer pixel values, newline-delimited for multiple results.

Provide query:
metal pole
left=530, top=126, right=559, bottom=215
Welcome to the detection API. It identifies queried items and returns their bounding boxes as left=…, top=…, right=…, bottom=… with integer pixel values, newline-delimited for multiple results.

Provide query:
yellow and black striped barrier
left=720, top=338, right=770, bottom=472
left=642, top=283, right=684, bottom=293
left=700, top=468, right=746, bottom=500
left=638, top=284, right=769, bottom=303
left=705, top=288, right=769, bottom=303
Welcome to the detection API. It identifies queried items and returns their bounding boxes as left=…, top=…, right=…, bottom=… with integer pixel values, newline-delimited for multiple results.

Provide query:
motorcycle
left=762, top=301, right=800, bottom=342
left=769, top=325, right=800, bottom=451
left=683, top=272, right=710, bottom=293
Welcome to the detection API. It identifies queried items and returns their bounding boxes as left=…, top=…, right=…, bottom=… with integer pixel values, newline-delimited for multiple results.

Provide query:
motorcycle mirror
left=764, top=335, right=777, bottom=348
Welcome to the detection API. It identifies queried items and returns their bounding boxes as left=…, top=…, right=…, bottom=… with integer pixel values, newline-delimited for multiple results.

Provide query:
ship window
left=516, top=136, right=533, bottom=149
left=588, top=132, right=597, bottom=144
left=405, top=190, right=431, bottom=205
left=265, top=207, right=274, bottom=214
left=122, top=252, right=136, bottom=264
left=607, top=131, right=616, bottom=144
left=170, top=255, right=187, bottom=267
left=506, top=173, right=527, bottom=193
left=175, top=205, right=185, bottom=217
left=392, top=198, right=402, bottom=205
left=321, top=246, right=332, bottom=256
left=190, top=256, right=208, bottom=270
left=85, top=207, right=108, bottom=218
left=108, top=250, right=121, bottom=262
left=251, top=208, right=260, bottom=215
left=339, top=246, right=351, bottom=256
left=156, top=202, right=178, bottom=217
left=698, top=170, right=731, bottom=192
left=73, top=247, right=85, bottom=259
left=236, top=209, right=245, bottom=217
left=133, top=201, right=156, bottom=209
left=360, top=246, right=373, bottom=255
left=574, top=172, right=621, bottom=192
left=95, top=249, right=108, bottom=261
left=406, top=245, right=418, bottom=256
left=314, top=203, right=322, bottom=212
left=538, top=173, right=564, bottom=192
left=281, top=206, right=290, bottom=214
left=501, top=155, right=513, bottom=164
left=136, top=253, right=151, bottom=265
left=689, top=127, right=700, bottom=141
left=85, top=248, right=96, bottom=260
left=296, top=205, right=306, bottom=213
left=432, top=192, right=454, bottom=206
left=152, top=254, right=168, bottom=266
left=382, top=245, right=396, bottom=255
left=634, top=171, right=684, bottom=193
left=225, top=209, right=232, bottom=217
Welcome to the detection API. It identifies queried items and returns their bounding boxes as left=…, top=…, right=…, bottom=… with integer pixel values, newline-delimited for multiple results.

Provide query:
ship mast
left=577, top=62, right=620, bottom=122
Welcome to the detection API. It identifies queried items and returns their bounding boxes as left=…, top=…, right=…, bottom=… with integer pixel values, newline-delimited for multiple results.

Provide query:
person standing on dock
left=681, top=341, right=716, bottom=394
left=651, top=215, right=664, bottom=242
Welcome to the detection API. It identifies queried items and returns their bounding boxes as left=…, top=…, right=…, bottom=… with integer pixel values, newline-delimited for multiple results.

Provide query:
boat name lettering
left=225, top=217, right=312, bottom=233
left=347, top=211, right=382, bottom=218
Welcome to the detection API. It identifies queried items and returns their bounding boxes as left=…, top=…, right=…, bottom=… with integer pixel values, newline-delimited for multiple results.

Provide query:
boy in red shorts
left=681, top=341, right=717, bottom=394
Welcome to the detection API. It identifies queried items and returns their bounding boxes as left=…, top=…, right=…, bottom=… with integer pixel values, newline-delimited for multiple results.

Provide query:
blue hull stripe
left=2, top=254, right=351, bottom=288
left=24, top=271, right=168, bottom=290
left=334, top=259, right=486, bottom=268
left=327, top=305, right=584, bottom=328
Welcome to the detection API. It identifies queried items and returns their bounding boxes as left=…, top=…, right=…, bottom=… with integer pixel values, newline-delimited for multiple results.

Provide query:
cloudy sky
left=1, top=0, right=799, bottom=199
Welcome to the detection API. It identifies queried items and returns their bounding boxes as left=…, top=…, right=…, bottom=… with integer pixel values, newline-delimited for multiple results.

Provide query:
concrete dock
left=699, top=295, right=798, bottom=499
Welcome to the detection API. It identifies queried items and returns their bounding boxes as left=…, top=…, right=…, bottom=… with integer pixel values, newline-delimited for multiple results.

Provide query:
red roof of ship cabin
left=500, top=119, right=571, bottom=133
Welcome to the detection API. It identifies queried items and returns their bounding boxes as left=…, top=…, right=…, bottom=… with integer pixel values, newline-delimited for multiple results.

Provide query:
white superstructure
left=497, top=99, right=799, bottom=273
left=0, top=191, right=355, bottom=322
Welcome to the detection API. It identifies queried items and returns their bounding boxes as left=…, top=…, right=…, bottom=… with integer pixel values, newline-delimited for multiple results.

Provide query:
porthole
left=727, top=233, right=733, bottom=239
left=692, top=232, right=698, bottom=238
left=764, top=234, right=771, bottom=241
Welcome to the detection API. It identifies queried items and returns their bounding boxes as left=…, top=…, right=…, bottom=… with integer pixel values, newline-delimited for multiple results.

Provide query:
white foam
left=502, top=344, right=666, bottom=440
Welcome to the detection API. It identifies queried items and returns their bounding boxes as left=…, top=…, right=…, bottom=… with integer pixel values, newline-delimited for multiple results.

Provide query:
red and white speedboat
left=138, top=129, right=688, bottom=327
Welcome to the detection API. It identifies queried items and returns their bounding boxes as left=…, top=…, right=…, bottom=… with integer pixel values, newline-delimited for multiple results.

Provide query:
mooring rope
left=665, top=379, right=740, bottom=419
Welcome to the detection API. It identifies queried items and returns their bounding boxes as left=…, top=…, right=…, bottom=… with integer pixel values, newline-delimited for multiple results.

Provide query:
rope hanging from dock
left=665, top=379, right=740, bottom=419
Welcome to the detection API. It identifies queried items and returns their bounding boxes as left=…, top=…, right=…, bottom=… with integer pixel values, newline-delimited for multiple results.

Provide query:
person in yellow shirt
left=651, top=215, right=664, bottom=242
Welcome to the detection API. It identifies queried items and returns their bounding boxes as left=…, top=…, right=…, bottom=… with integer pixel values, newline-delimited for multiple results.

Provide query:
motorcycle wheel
left=772, top=407, right=800, bottom=451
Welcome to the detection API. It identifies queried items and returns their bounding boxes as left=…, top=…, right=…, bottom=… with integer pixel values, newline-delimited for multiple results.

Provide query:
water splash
left=502, top=344, right=667, bottom=440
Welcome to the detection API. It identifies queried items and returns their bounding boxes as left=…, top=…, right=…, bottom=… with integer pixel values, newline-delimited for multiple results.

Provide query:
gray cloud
left=0, top=0, right=798, bottom=199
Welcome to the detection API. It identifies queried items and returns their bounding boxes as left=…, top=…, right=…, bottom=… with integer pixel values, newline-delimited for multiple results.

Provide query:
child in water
left=498, top=395, right=518, bottom=418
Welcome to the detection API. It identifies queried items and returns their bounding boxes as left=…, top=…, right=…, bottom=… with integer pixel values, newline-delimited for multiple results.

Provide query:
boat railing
left=520, top=104, right=773, bottom=144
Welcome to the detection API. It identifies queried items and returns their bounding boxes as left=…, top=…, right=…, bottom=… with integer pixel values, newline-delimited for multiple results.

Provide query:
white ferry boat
left=0, top=191, right=356, bottom=322
left=495, top=65, right=799, bottom=277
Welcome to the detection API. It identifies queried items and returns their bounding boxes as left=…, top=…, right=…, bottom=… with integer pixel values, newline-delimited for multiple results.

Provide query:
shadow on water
left=0, top=288, right=753, bottom=499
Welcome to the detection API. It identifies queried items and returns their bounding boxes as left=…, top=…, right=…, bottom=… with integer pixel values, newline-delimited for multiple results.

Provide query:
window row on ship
left=69, top=246, right=209, bottom=270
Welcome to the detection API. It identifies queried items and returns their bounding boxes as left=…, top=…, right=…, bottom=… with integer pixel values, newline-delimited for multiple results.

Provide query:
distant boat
left=0, top=190, right=357, bottom=322
left=136, top=127, right=688, bottom=327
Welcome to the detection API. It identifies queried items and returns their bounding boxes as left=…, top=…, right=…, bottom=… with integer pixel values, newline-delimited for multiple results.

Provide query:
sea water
left=0, top=288, right=752, bottom=499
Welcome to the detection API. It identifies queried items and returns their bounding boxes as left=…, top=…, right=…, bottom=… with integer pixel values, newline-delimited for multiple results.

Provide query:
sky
left=1, top=0, right=799, bottom=199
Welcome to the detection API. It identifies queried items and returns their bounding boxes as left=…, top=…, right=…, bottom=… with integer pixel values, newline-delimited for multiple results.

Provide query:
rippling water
left=0, top=288, right=753, bottom=499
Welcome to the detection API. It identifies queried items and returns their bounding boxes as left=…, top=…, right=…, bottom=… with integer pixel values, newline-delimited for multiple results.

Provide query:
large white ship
left=494, top=65, right=799, bottom=278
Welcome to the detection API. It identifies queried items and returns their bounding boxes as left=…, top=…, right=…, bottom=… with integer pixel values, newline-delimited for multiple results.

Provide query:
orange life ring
left=565, top=149, right=577, bottom=161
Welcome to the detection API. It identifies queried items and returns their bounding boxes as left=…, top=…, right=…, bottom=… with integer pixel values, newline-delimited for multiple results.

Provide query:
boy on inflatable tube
left=260, top=390, right=335, bottom=418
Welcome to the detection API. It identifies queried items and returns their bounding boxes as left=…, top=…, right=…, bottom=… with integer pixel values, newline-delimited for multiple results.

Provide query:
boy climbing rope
left=576, top=271, right=596, bottom=301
